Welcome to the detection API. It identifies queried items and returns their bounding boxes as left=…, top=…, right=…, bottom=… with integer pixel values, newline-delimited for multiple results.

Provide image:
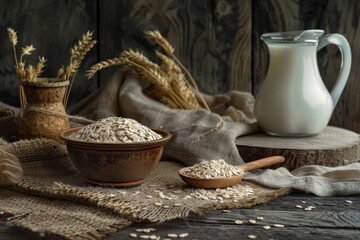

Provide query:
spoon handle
left=237, top=156, right=285, bottom=172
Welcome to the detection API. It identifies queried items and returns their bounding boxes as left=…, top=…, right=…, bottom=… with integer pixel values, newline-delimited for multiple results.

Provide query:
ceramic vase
left=19, top=78, right=70, bottom=143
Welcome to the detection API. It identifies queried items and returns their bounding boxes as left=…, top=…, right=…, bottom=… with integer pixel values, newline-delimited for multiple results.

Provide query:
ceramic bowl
left=59, top=127, right=171, bottom=187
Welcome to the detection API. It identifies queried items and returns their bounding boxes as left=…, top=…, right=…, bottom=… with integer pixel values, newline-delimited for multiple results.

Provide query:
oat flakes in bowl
left=59, top=117, right=171, bottom=187
left=69, top=117, right=162, bottom=143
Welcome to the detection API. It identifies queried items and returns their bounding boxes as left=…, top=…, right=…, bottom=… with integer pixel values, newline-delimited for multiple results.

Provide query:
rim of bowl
left=59, top=126, right=172, bottom=148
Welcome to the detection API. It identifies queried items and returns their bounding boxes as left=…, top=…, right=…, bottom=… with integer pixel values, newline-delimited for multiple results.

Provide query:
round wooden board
left=236, top=126, right=360, bottom=170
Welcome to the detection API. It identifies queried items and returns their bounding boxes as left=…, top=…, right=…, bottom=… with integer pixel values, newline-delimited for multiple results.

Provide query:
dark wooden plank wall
left=98, top=0, right=252, bottom=93
left=0, top=0, right=359, bottom=133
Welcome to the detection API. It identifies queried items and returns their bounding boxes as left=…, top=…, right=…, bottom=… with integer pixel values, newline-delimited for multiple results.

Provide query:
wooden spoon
left=179, top=156, right=285, bottom=189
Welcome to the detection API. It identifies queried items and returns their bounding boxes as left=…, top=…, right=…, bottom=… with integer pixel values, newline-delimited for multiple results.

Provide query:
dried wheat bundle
left=144, top=30, right=209, bottom=111
left=86, top=30, right=209, bottom=111
left=7, top=28, right=96, bottom=109
left=7, top=28, right=47, bottom=109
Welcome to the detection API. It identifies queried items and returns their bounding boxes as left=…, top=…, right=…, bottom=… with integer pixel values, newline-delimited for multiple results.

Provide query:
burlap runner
left=0, top=137, right=290, bottom=239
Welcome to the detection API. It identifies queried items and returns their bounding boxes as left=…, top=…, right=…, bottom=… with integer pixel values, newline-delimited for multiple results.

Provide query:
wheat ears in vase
left=7, top=28, right=96, bottom=109
left=86, top=30, right=210, bottom=111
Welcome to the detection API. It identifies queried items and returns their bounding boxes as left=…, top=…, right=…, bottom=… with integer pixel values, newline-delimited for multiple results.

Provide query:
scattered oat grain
left=148, top=228, right=156, bottom=232
left=248, top=235, right=257, bottom=239
left=191, top=185, right=254, bottom=202
left=274, top=224, right=285, bottom=228
left=263, top=225, right=271, bottom=230
left=136, top=229, right=144, bottom=232
left=235, top=220, right=243, bottom=225
left=296, top=205, right=303, bottom=209
left=249, top=219, right=256, bottom=224
left=167, top=233, right=178, bottom=238
left=345, top=200, right=352, bottom=203
left=150, top=235, right=157, bottom=240
left=146, top=195, right=153, bottom=199
left=129, top=233, right=137, bottom=238
left=304, top=206, right=315, bottom=211
left=222, top=210, right=231, bottom=213
left=154, top=202, right=162, bottom=207
left=302, top=201, right=307, bottom=204
left=163, top=205, right=170, bottom=209
left=140, top=235, right=150, bottom=239
left=179, top=233, right=189, bottom=238
left=143, top=229, right=151, bottom=233
left=256, top=217, right=264, bottom=220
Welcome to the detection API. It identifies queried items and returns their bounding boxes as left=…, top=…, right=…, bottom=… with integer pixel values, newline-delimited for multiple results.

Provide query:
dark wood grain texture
left=1, top=0, right=360, bottom=133
left=253, top=0, right=360, bottom=133
left=0, top=0, right=98, bottom=108
left=1, top=192, right=359, bottom=240
left=98, top=0, right=252, bottom=93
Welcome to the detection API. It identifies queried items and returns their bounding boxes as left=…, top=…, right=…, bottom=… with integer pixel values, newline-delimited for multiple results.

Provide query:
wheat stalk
left=20, top=45, right=35, bottom=63
left=124, top=58, right=190, bottom=109
left=154, top=50, right=200, bottom=109
left=86, top=56, right=127, bottom=79
left=145, top=85, right=179, bottom=109
left=144, top=30, right=174, bottom=54
left=7, top=28, right=18, bottom=67
left=145, top=30, right=210, bottom=111
left=7, top=28, right=47, bottom=108
left=62, top=31, right=97, bottom=107
left=155, top=51, right=182, bottom=75
left=121, top=50, right=161, bottom=72
left=7, top=28, right=24, bottom=108
left=56, top=67, right=65, bottom=79
left=35, top=57, right=47, bottom=76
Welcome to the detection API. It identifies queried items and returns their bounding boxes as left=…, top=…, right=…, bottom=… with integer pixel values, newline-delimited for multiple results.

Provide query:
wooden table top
left=1, top=192, right=359, bottom=240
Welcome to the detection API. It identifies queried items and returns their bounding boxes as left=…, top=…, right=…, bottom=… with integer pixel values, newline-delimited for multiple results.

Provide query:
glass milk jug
left=254, top=30, right=351, bottom=137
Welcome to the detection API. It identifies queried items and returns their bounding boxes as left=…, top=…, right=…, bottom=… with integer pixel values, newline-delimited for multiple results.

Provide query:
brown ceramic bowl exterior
left=59, top=127, right=171, bottom=186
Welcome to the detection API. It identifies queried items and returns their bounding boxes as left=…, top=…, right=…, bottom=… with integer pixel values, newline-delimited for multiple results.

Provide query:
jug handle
left=317, top=34, right=351, bottom=109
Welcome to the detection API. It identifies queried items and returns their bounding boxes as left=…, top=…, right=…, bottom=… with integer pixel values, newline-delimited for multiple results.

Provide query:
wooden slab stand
left=236, top=126, right=360, bottom=171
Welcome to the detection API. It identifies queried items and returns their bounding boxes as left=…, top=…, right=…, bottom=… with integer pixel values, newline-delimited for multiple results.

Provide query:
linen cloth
left=244, top=163, right=360, bottom=196
left=70, top=70, right=259, bottom=166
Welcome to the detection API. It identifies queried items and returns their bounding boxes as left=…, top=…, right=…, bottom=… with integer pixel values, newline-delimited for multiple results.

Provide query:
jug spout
left=261, top=30, right=325, bottom=43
